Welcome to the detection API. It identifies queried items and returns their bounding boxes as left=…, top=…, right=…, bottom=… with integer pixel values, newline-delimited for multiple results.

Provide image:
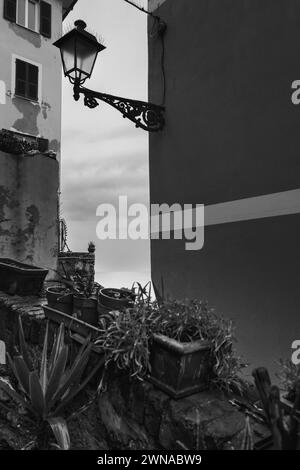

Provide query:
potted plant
left=72, top=272, right=101, bottom=326
left=149, top=299, right=246, bottom=398
left=95, top=298, right=246, bottom=398
left=98, top=287, right=135, bottom=311
left=47, top=267, right=101, bottom=327
left=0, top=258, right=48, bottom=296
left=46, top=285, right=73, bottom=315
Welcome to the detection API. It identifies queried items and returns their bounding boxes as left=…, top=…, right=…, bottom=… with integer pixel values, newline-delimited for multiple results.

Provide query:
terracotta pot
left=46, top=287, right=73, bottom=315
left=0, top=258, right=48, bottom=296
left=73, top=295, right=98, bottom=326
left=148, top=333, right=212, bottom=399
left=98, top=288, right=135, bottom=311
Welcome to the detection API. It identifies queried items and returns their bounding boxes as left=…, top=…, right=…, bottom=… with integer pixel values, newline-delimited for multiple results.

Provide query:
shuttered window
left=40, top=1, right=51, bottom=38
left=4, top=0, right=52, bottom=38
left=3, top=0, right=17, bottom=22
left=15, top=59, right=39, bottom=101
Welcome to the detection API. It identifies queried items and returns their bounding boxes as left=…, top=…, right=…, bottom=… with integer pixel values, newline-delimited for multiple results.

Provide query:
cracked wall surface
left=0, top=0, right=64, bottom=274
left=0, top=151, right=59, bottom=272
left=0, top=0, right=63, bottom=153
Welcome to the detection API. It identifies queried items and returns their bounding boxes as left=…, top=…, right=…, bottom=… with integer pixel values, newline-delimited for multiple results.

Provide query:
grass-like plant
left=0, top=318, right=103, bottom=450
left=95, top=298, right=247, bottom=394
left=277, top=359, right=300, bottom=401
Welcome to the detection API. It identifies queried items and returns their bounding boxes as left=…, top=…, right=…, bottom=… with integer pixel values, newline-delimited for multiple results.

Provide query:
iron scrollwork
left=73, top=83, right=165, bottom=132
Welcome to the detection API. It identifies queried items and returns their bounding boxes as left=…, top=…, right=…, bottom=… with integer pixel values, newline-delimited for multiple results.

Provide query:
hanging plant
left=0, top=130, right=38, bottom=155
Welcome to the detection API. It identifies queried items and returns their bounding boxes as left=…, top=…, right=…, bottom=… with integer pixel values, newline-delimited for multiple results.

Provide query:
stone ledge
left=98, top=372, right=270, bottom=450
left=0, top=290, right=46, bottom=349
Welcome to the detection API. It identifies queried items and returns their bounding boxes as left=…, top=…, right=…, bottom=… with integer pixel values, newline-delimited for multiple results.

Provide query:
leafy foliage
left=277, top=359, right=300, bottom=399
left=95, top=298, right=247, bottom=394
left=0, top=130, right=38, bottom=155
left=0, top=318, right=103, bottom=449
left=253, top=367, right=300, bottom=449
left=54, top=263, right=101, bottom=299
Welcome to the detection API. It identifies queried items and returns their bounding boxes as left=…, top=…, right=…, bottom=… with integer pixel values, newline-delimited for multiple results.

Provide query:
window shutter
left=15, top=59, right=27, bottom=97
left=40, top=1, right=52, bottom=38
left=15, top=59, right=39, bottom=101
left=27, top=63, right=39, bottom=100
left=3, top=0, right=16, bottom=22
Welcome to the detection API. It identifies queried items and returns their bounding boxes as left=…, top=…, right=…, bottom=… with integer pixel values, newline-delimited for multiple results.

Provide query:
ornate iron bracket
left=73, top=82, right=165, bottom=132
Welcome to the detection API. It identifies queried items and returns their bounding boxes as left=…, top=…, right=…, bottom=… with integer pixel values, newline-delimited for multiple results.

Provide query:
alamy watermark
left=96, top=196, right=204, bottom=251
left=291, top=340, right=300, bottom=365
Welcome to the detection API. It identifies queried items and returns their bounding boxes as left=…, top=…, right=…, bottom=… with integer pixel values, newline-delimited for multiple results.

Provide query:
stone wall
left=0, top=291, right=270, bottom=450
left=98, top=371, right=269, bottom=450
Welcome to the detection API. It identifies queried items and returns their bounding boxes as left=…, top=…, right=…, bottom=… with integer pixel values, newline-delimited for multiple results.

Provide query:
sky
left=61, top=0, right=151, bottom=288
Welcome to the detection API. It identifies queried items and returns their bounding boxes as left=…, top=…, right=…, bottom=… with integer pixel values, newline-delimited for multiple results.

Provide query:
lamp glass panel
left=76, top=37, right=98, bottom=77
left=60, top=35, right=77, bottom=78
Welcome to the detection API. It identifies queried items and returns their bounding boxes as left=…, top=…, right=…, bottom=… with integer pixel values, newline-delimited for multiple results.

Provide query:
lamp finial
left=74, top=20, right=87, bottom=30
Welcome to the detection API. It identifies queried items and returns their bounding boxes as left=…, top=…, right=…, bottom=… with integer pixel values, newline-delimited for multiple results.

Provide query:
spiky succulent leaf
left=0, top=377, right=35, bottom=414
left=40, top=321, right=49, bottom=395
left=49, top=341, right=92, bottom=409
left=45, top=345, right=68, bottom=407
left=18, top=316, right=33, bottom=371
left=47, top=417, right=70, bottom=450
left=48, top=323, right=65, bottom=376
left=13, top=356, right=31, bottom=395
left=53, top=356, right=105, bottom=416
left=29, top=371, right=45, bottom=417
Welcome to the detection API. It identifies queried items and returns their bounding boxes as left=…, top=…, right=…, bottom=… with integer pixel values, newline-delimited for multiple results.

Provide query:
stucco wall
left=0, top=0, right=63, bottom=156
left=148, top=0, right=300, bottom=377
left=0, top=151, right=59, bottom=272
left=0, top=0, right=65, bottom=274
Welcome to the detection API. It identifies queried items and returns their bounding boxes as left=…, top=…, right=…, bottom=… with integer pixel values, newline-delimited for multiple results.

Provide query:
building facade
left=148, top=0, right=300, bottom=376
left=0, top=0, right=76, bottom=273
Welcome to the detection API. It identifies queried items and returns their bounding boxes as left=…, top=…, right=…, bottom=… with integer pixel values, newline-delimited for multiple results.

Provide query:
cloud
left=60, top=0, right=150, bottom=278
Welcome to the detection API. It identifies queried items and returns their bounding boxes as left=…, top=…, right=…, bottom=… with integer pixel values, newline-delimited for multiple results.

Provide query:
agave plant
left=0, top=317, right=103, bottom=450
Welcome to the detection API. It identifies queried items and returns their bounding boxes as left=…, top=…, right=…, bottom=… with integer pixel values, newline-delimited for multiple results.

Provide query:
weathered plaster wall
left=0, top=0, right=63, bottom=157
left=0, top=0, right=64, bottom=274
left=148, top=0, right=300, bottom=378
left=0, top=151, right=59, bottom=272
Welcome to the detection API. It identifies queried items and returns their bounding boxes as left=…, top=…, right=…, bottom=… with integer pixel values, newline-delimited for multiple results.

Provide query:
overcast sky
left=61, top=0, right=150, bottom=287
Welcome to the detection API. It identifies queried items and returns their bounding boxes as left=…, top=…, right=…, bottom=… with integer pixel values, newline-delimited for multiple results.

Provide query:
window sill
left=11, top=21, right=41, bottom=36
left=13, top=94, right=40, bottom=105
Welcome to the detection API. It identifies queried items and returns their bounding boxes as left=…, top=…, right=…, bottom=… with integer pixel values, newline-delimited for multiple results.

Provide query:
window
left=3, top=0, right=52, bottom=38
left=17, top=0, right=38, bottom=32
left=15, top=58, right=39, bottom=101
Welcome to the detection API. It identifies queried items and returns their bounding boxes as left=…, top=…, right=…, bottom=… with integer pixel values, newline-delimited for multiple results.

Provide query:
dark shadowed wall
left=148, top=0, right=300, bottom=378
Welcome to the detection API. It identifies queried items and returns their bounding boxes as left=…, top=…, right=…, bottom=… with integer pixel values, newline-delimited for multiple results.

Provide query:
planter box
left=0, top=258, right=48, bottom=296
left=73, top=296, right=98, bottom=326
left=44, top=305, right=101, bottom=339
left=148, top=334, right=211, bottom=399
left=46, top=287, right=73, bottom=315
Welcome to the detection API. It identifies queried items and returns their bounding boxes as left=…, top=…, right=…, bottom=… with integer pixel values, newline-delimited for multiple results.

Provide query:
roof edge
left=63, top=0, right=78, bottom=19
left=148, top=0, right=168, bottom=12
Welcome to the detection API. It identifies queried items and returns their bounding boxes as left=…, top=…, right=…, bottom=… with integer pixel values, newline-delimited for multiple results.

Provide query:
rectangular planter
left=148, top=333, right=211, bottom=399
left=0, top=258, right=48, bottom=296
left=44, top=305, right=101, bottom=339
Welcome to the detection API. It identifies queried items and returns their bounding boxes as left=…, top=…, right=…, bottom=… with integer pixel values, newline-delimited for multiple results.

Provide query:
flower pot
left=0, top=258, right=48, bottom=296
left=46, top=287, right=73, bottom=315
left=73, top=295, right=98, bottom=326
left=148, top=333, right=212, bottom=399
left=98, top=288, right=135, bottom=311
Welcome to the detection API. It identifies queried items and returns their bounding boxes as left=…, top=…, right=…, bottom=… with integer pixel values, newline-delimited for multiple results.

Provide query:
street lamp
left=54, top=20, right=165, bottom=132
